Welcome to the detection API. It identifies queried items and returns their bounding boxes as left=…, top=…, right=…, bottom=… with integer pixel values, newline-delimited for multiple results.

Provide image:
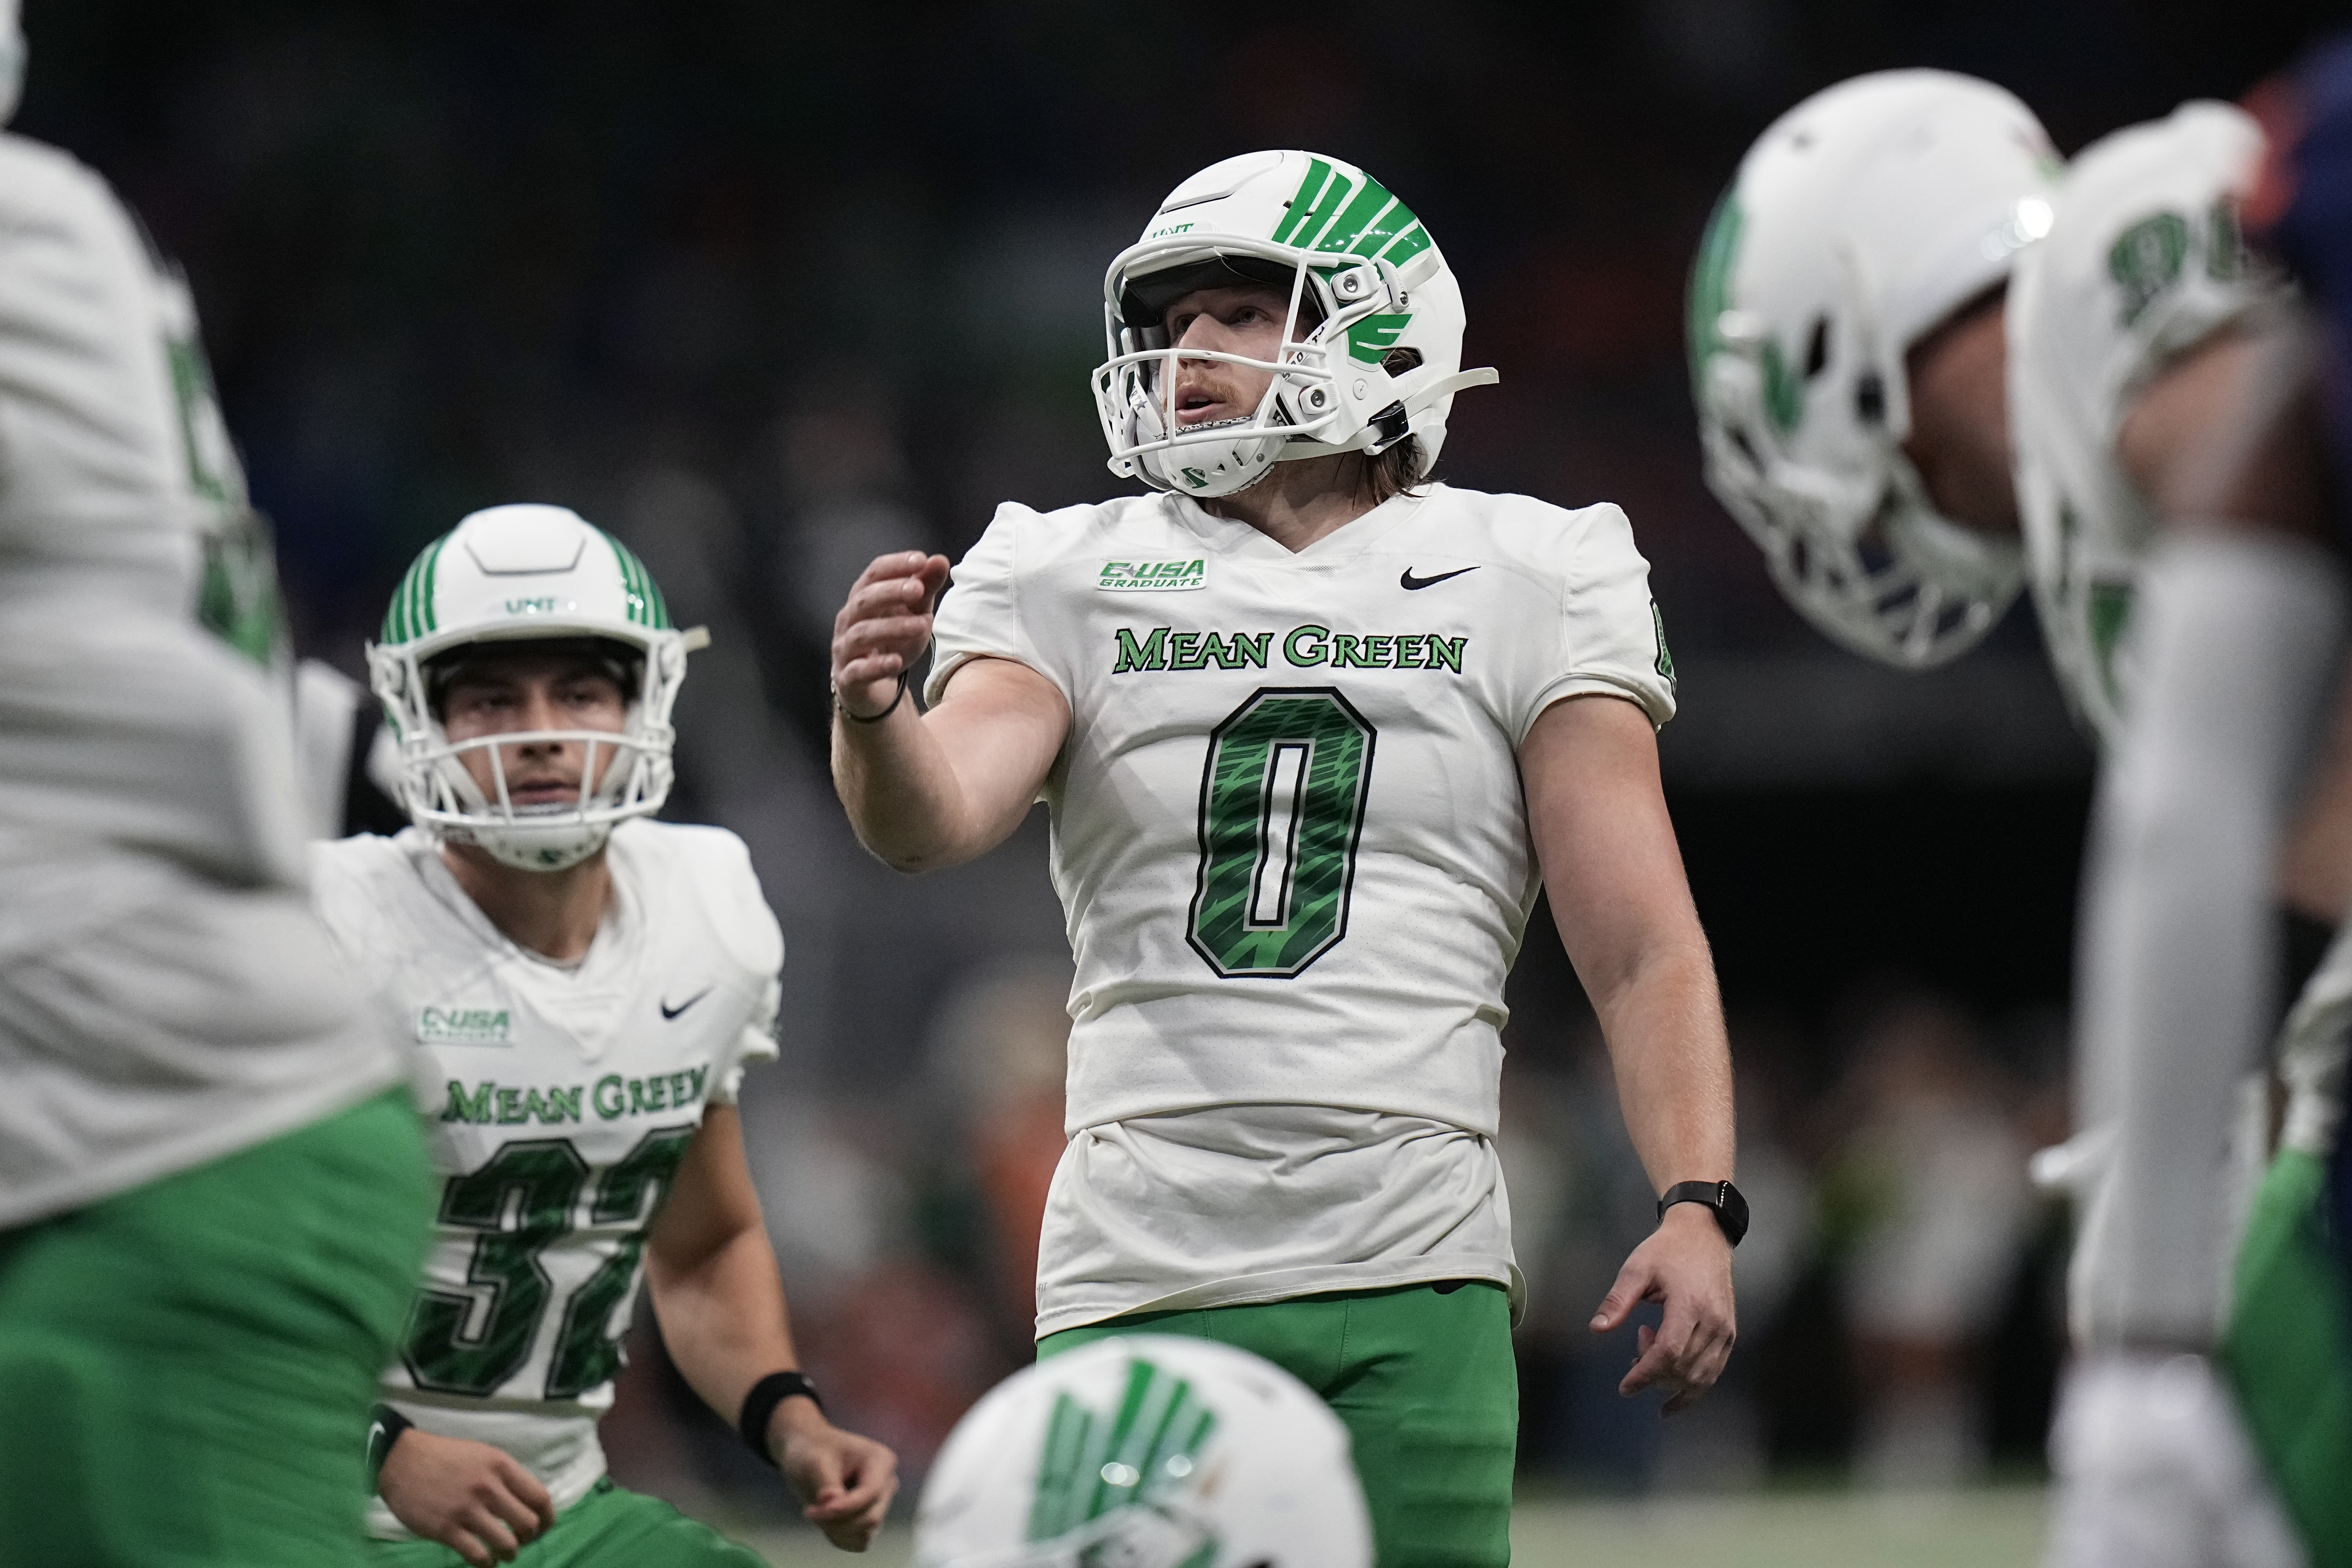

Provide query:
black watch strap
left=1657, top=1179, right=1749, bottom=1247
left=366, top=1403, right=414, bottom=1485
left=739, top=1370, right=824, bottom=1466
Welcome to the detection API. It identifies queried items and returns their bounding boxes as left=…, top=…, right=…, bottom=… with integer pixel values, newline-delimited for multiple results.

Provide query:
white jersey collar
left=1161, top=485, right=1433, bottom=567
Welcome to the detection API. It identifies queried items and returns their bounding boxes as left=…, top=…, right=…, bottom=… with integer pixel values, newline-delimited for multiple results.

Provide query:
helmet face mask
left=1689, top=70, right=2057, bottom=667
left=0, top=0, right=24, bottom=127
left=1093, top=151, right=1495, bottom=500
left=369, top=505, right=698, bottom=872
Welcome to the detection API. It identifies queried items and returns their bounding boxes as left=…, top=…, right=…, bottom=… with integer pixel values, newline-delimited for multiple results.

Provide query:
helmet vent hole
left=1855, top=372, right=1886, bottom=425
left=1803, top=316, right=1830, bottom=379
left=1381, top=346, right=1424, bottom=376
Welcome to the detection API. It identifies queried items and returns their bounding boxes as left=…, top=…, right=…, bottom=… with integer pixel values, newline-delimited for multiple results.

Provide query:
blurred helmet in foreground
left=1689, top=69, right=2058, bottom=667
left=368, top=504, right=703, bottom=871
left=1, top=0, right=24, bottom=125
left=1093, top=149, right=1497, bottom=499
left=914, top=1335, right=1372, bottom=1568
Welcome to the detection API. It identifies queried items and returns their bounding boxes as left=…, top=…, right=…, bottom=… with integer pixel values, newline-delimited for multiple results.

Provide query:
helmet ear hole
left=1803, top=316, right=1831, bottom=378
left=1381, top=346, right=1423, bottom=376
left=1854, top=372, right=1887, bottom=425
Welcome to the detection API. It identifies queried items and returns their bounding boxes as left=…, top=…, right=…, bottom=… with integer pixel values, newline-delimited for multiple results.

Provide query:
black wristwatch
left=1657, top=1180, right=1749, bottom=1247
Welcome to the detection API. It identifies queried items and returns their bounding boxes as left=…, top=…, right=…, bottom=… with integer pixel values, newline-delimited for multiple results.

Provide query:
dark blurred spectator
left=1820, top=993, right=2035, bottom=1487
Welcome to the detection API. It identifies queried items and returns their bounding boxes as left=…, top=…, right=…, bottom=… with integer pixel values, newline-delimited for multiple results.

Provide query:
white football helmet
left=368, top=504, right=704, bottom=871
left=1690, top=70, right=2060, bottom=667
left=1093, top=149, right=1497, bottom=498
left=913, top=1335, right=1373, bottom=1568
left=0, top=0, right=23, bottom=126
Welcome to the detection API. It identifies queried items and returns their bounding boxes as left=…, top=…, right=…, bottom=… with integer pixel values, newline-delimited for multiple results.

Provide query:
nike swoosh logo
left=1400, top=566, right=1478, bottom=590
left=660, top=987, right=714, bottom=1021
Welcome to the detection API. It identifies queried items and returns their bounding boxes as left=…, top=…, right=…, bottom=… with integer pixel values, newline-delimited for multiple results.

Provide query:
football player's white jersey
left=2010, top=101, right=2286, bottom=746
left=929, top=482, right=1675, bottom=1333
left=309, top=822, right=781, bottom=1532
left=0, top=133, right=395, bottom=1226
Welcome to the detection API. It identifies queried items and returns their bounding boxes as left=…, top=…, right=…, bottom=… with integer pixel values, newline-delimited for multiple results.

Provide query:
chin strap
left=1295, top=367, right=1505, bottom=461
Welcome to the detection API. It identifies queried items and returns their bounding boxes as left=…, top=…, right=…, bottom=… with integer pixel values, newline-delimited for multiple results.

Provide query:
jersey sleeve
left=1516, top=503, right=1678, bottom=739
left=925, top=503, right=1061, bottom=705
left=665, top=824, right=783, bottom=1106
left=711, top=972, right=781, bottom=1107
left=2033, top=103, right=2283, bottom=451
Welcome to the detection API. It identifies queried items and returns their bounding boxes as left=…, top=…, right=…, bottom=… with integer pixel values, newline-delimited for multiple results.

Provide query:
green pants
left=0, top=1089, right=430, bottom=1568
left=1040, top=1280, right=1518, bottom=1568
left=364, top=1478, right=766, bottom=1568
left=2225, top=1146, right=2352, bottom=1567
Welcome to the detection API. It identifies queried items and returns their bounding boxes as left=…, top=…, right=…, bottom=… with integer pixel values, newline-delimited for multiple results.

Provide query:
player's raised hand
left=1590, top=1202, right=1737, bottom=1414
left=769, top=1399, right=900, bottom=1551
left=832, top=551, right=952, bottom=720
left=375, top=1428, right=557, bottom=1567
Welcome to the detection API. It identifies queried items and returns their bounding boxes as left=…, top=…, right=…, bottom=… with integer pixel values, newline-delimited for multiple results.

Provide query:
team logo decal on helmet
left=913, top=1336, right=1372, bottom=1568
left=1688, top=70, right=2058, bottom=667
left=1093, top=149, right=1499, bottom=499
left=368, top=503, right=707, bottom=871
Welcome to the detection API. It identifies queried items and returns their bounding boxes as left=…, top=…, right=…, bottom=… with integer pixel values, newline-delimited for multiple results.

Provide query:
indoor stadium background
left=23, top=2, right=2342, bottom=1561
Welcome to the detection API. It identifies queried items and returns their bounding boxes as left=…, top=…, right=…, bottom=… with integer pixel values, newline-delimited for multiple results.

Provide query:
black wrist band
left=366, top=1403, right=413, bottom=1484
left=739, top=1370, right=824, bottom=1466
left=835, top=672, right=908, bottom=724
left=1657, top=1179, right=1749, bottom=1247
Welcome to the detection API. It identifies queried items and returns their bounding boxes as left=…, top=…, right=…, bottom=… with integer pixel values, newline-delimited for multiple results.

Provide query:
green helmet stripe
left=597, top=528, right=671, bottom=629
left=383, top=532, right=447, bottom=644
left=416, top=534, right=443, bottom=635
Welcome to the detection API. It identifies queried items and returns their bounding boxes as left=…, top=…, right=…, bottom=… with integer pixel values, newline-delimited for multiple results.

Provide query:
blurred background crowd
left=19, top=0, right=2344, bottom=1518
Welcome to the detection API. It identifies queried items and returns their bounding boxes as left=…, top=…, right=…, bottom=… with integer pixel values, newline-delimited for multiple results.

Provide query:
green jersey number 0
left=1188, top=687, right=1376, bottom=979
left=403, top=1125, right=697, bottom=1400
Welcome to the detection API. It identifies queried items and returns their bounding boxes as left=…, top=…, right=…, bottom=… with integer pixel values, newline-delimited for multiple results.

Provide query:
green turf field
left=737, top=1484, right=2050, bottom=1567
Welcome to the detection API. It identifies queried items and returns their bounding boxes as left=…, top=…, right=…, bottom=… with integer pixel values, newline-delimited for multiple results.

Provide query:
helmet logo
left=1344, top=314, right=1412, bottom=366
left=1180, top=466, right=1209, bottom=489
left=505, top=596, right=558, bottom=615
left=1027, top=1358, right=1219, bottom=1553
left=1271, top=157, right=1434, bottom=271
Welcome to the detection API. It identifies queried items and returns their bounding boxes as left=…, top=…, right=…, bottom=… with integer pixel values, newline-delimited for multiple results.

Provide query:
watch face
left=1716, top=1181, right=1750, bottom=1246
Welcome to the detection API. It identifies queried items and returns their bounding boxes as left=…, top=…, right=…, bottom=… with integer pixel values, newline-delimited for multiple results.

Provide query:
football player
left=1689, top=71, right=2333, bottom=1566
left=831, top=151, right=1741, bottom=1566
left=0, top=3, right=437, bottom=1561
left=913, top=1334, right=1373, bottom=1568
left=316, top=504, right=896, bottom=1568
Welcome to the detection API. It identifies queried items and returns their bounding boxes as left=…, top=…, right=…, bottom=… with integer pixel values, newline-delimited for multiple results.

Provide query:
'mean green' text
left=440, top=1063, right=711, bottom=1125
left=1112, top=624, right=1466, bottom=675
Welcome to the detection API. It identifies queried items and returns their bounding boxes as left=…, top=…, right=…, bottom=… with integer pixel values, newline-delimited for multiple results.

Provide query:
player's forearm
left=2071, top=532, right=2344, bottom=1346
left=1594, top=938, right=1736, bottom=1193
left=832, top=659, right=1067, bottom=872
left=832, top=703, right=992, bottom=871
left=645, top=1224, right=803, bottom=1428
